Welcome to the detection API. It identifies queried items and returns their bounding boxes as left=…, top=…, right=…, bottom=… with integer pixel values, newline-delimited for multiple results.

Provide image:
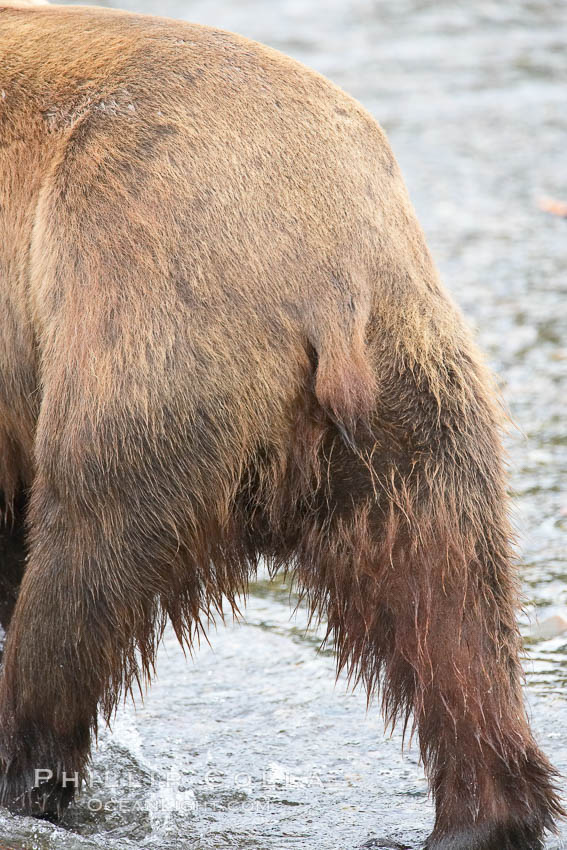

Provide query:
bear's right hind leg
left=288, top=408, right=563, bottom=850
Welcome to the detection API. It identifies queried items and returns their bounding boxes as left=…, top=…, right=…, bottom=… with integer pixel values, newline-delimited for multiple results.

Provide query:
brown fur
left=0, top=4, right=563, bottom=846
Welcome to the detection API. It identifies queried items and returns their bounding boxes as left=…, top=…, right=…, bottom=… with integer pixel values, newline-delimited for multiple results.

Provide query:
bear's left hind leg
left=0, top=452, right=194, bottom=817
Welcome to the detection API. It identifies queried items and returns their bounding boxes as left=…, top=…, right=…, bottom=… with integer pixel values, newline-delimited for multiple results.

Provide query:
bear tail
left=310, top=322, right=376, bottom=442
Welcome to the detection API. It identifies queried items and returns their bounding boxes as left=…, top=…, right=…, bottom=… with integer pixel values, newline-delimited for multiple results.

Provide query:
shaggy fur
left=0, top=3, right=563, bottom=845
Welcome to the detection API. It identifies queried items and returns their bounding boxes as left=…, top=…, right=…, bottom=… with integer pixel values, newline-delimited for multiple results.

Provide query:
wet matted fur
left=0, top=3, right=563, bottom=846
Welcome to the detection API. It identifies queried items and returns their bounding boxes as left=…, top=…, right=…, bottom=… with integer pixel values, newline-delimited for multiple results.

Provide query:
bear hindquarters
left=289, top=361, right=563, bottom=850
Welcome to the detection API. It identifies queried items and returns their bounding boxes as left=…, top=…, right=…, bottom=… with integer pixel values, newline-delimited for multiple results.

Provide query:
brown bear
left=0, top=2, right=563, bottom=847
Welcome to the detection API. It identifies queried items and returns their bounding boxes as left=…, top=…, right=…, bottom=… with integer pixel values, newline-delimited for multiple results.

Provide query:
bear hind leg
left=285, top=419, right=563, bottom=850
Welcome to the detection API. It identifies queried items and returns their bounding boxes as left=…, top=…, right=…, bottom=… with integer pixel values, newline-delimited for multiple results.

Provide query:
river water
left=1, top=0, right=566, bottom=848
